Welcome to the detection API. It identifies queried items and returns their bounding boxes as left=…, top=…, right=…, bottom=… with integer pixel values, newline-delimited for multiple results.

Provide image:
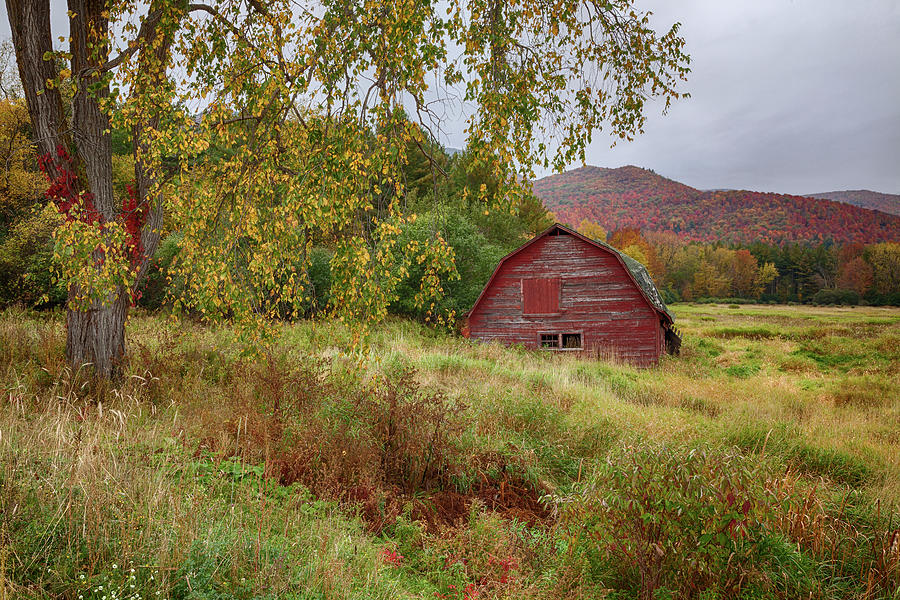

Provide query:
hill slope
left=806, top=190, right=900, bottom=217
left=532, top=166, right=900, bottom=244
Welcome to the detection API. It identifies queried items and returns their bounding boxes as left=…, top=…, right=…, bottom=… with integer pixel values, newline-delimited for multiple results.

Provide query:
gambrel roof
left=468, top=223, right=674, bottom=323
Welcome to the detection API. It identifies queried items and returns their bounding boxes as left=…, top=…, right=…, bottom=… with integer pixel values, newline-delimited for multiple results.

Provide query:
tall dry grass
left=0, top=303, right=898, bottom=599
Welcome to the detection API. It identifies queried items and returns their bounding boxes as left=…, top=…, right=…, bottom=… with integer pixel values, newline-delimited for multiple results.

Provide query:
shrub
left=811, top=288, right=860, bottom=306
left=565, top=444, right=783, bottom=600
left=370, top=368, right=468, bottom=492
left=304, top=246, right=333, bottom=315
left=0, top=204, right=65, bottom=308
left=206, top=359, right=469, bottom=500
left=390, top=208, right=507, bottom=320
left=138, top=232, right=182, bottom=309
left=659, top=287, right=680, bottom=304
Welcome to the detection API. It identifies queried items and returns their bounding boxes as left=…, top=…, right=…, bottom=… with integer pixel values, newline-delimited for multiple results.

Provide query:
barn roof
left=467, top=223, right=674, bottom=323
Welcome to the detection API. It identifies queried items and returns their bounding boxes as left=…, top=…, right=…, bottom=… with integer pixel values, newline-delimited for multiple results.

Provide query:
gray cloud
left=573, top=0, right=900, bottom=194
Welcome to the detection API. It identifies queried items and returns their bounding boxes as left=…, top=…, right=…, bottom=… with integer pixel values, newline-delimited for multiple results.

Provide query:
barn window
left=539, top=332, right=582, bottom=350
left=562, top=333, right=582, bottom=349
left=540, top=333, right=559, bottom=348
left=522, top=278, right=560, bottom=314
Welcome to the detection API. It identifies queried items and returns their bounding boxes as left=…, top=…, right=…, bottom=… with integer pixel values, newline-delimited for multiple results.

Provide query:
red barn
left=464, top=223, right=679, bottom=366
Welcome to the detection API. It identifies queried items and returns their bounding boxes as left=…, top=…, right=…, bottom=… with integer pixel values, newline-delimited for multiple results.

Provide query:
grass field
left=1, top=303, right=898, bottom=599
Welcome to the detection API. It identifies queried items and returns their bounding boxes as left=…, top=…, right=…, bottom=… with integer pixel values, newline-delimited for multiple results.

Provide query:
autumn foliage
left=39, top=146, right=101, bottom=226
left=533, top=165, right=900, bottom=245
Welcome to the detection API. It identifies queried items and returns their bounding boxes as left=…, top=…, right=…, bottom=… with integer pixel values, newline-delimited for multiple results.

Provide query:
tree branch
left=92, top=8, right=163, bottom=76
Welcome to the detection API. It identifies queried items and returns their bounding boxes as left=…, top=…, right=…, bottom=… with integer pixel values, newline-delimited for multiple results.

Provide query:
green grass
left=1, top=303, right=898, bottom=599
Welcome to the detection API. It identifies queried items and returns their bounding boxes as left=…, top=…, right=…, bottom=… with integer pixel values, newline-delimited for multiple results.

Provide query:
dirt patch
left=347, top=471, right=552, bottom=534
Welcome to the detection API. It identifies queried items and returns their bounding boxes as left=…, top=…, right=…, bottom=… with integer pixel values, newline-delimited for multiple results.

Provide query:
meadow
left=0, top=303, right=898, bottom=599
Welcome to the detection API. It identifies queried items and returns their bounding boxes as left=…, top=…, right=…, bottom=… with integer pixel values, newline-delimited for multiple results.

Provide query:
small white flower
left=113, top=564, right=118, bottom=569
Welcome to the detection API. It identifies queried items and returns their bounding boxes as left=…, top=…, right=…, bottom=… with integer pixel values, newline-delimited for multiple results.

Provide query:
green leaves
left=565, top=444, right=779, bottom=597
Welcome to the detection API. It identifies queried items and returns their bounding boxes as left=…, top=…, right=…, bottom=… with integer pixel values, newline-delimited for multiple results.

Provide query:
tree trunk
left=66, top=287, right=128, bottom=378
left=69, top=0, right=116, bottom=221
left=5, top=0, right=69, bottom=168
left=8, top=0, right=173, bottom=379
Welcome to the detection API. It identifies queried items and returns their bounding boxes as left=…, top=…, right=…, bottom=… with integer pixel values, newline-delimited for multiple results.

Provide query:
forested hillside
left=533, top=166, right=900, bottom=244
left=806, top=189, right=900, bottom=217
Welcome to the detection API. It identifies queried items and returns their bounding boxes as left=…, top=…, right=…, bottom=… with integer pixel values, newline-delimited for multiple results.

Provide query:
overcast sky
left=3, top=1, right=898, bottom=195
left=570, top=0, right=900, bottom=195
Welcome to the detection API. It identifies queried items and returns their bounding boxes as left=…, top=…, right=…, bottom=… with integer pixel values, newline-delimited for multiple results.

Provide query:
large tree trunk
left=8, top=0, right=174, bottom=379
left=66, top=288, right=129, bottom=378
left=65, top=1, right=130, bottom=379
left=69, top=0, right=116, bottom=221
left=6, top=0, right=152, bottom=379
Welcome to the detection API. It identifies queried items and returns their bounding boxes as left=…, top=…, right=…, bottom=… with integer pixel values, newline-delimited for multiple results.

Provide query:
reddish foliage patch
left=40, top=145, right=102, bottom=225
left=39, top=146, right=150, bottom=303
left=121, top=183, right=149, bottom=267
left=381, top=548, right=403, bottom=567
left=183, top=358, right=551, bottom=534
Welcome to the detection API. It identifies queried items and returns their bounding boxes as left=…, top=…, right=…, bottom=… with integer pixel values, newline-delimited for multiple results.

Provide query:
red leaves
left=491, top=555, right=515, bottom=584
left=122, top=183, right=149, bottom=266
left=40, top=146, right=150, bottom=306
left=381, top=548, right=403, bottom=567
left=438, top=583, right=478, bottom=600
left=40, top=146, right=149, bottom=268
left=40, top=145, right=101, bottom=226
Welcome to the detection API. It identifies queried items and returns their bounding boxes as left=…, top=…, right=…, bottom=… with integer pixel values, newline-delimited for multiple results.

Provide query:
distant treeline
left=576, top=222, right=900, bottom=307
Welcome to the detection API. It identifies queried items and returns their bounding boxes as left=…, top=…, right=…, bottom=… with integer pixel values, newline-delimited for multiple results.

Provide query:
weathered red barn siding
left=467, top=229, right=666, bottom=365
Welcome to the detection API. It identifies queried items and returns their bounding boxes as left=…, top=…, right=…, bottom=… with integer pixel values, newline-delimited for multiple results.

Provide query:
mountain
left=531, top=166, right=900, bottom=245
left=805, top=190, right=900, bottom=217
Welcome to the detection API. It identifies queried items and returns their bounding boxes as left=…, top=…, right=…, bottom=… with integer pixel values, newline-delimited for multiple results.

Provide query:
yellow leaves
left=42, top=0, right=685, bottom=351
left=52, top=218, right=134, bottom=311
